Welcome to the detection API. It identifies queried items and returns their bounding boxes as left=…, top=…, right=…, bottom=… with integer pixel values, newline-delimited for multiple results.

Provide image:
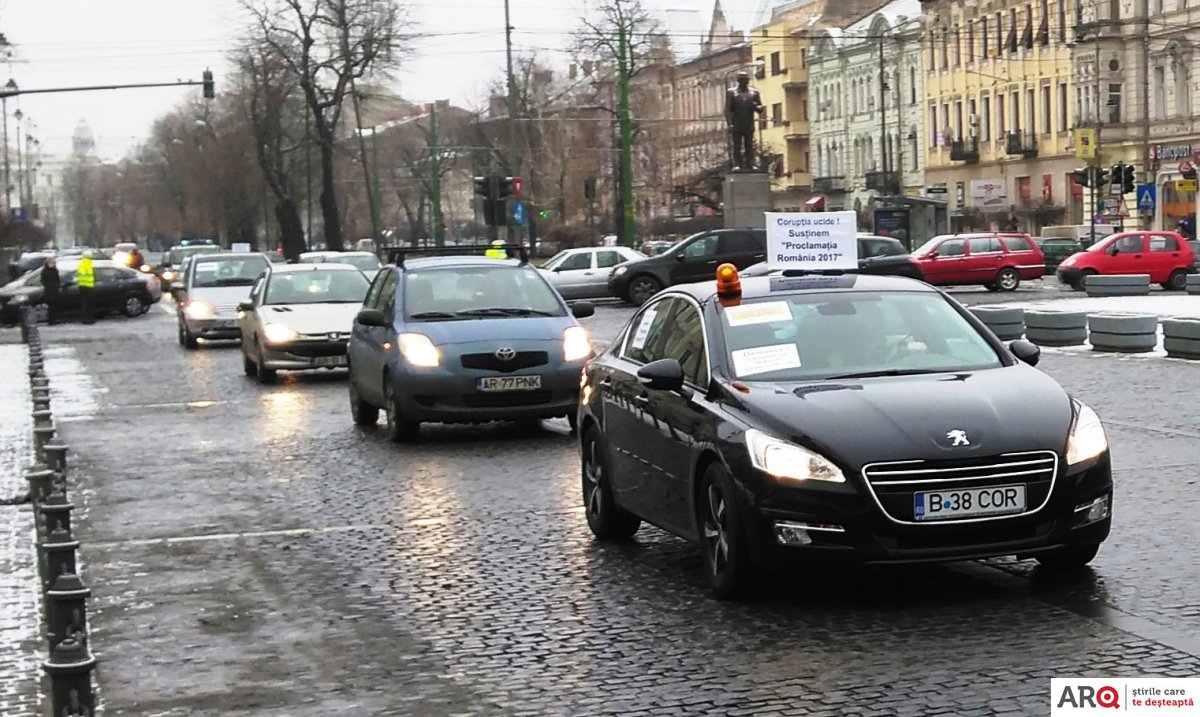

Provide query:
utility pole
left=2, top=90, right=9, bottom=214
left=504, top=0, right=520, bottom=245
left=879, top=37, right=888, bottom=182
left=1140, top=0, right=1151, bottom=229
left=349, top=77, right=380, bottom=244
left=1091, top=42, right=1102, bottom=242
left=14, top=109, right=23, bottom=207
left=617, top=20, right=635, bottom=248
left=429, top=104, right=444, bottom=247
left=304, top=107, right=313, bottom=248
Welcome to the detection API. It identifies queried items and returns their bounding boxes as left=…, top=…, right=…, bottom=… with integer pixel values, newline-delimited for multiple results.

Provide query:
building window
left=1027, top=87, right=1036, bottom=132
left=982, top=95, right=992, bottom=138
left=1009, top=9, right=1018, bottom=52
left=968, top=23, right=975, bottom=61
left=955, top=25, right=962, bottom=66
left=1011, top=90, right=1021, bottom=130
left=1176, top=61, right=1190, bottom=116
left=998, top=98, right=1007, bottom=137
left=930, top=105, right=938, bottom=147
left=968, top=97, right=978, bottom=137
left=909, top=128, right=919, bottom=171
left=1041, top=84, right=1051, bottom=133
left=941, top=29, right=949, bottom=69
left=942, top=103, right=951, bottom=140
left=804, top=151, right=810, bottom=172
left=771, top=51, right=783, bottom=75
left=772, top=102, right=783, bottom=125
left=1109, top=0, right=1119, bottom=19
left=982, top=18, right=990, bottom=58
left=955, top=100, right=964, bottom=137
left=1076, top=86, right=1085, bottom=122
left=1151, top=0, right=1162, bottom=13
left=1108, top=83, right=1123, bottom=123
left=928, top=35, right=936, bottom=69
left=996, top=13, right=1004, bottom=53
left=910, top=67, right=917, bottom=103
left=1058, top=82, right=1068, bottom=131
left=1153, top=66, right=1165, bottom=118
left=1058, top=0, right=1066, bottom=42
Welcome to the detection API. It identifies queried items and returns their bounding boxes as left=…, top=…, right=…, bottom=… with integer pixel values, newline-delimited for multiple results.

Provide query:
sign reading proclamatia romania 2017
left=764, top=211, right=859, bottom=272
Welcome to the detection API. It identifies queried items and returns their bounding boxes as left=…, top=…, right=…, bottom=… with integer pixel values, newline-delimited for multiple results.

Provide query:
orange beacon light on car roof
left=716, top=263, right=741, bottom=299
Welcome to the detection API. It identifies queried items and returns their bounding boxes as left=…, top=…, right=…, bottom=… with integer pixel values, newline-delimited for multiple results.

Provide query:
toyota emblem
left=495, top=347, right=516, bottom=361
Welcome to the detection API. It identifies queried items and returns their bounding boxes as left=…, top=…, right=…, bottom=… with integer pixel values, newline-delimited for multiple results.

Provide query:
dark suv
left=608, top=229, right=766, bottom=304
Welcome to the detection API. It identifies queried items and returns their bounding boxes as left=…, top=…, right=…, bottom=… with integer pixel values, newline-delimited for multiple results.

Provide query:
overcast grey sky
left=2, top=0, right=760, bottom=162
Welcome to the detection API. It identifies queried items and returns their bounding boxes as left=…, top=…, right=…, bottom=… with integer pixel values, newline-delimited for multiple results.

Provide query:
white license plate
left=315, top=356, right=347, bottom=367
left=913, top=484, right=1026, bottom=521
left=477, top=375, right=542, bottom=392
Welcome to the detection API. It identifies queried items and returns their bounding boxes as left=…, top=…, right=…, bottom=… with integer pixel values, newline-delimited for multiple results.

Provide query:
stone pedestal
left=723, top=172, right=771, bottom=229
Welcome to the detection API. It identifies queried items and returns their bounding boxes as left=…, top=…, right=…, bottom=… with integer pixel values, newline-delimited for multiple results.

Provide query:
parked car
left=741, top=234, right=924, bottom=280
left=640, top=240, right=675, bottom=256
left=608, top=229, right=767, bottom=304
left=1036, top=237, right=1082, bottom=273
left=1056, top=230, right=1197, bottom=290
left=0, top=259, right=155, bottom=325
left=538, top=246, right=644, bottom=299
left=299, top=251, right=382, bottom=274
left=910, top=233, right=1046, bottom=291
left=6, top=251, right=55, bottom=284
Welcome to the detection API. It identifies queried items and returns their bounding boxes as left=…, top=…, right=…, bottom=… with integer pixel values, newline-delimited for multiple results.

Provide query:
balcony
left=1005, top=131, right=1038, bottom=157
left=812, top=176, right=848, bottom=193
left=784, top=121, right=811, bottom=139
left=864, top=170, right=902, bottom=194
left=949, top=138, right=980, bottom=163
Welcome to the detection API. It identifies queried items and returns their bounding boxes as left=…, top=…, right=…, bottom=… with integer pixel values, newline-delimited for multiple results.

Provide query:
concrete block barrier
left=969, top=306, right=1025, bottom=340
left=1024, top=309, right=1089, bottom=346
left=1088, top=312, right=1158, bottom=353
left=1163, top=318, right=1200, bottom=359
left=1187, top=274, right=1200, bottom=295
left=1084, top=274, right=1151, bottom=297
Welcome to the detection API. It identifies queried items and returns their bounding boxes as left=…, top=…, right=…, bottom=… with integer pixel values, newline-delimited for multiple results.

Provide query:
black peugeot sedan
left=577, top=267, right=1112, bottom=599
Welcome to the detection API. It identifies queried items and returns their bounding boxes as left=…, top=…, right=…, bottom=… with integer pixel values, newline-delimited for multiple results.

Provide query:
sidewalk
left=0, top=337, right=44, bottom=715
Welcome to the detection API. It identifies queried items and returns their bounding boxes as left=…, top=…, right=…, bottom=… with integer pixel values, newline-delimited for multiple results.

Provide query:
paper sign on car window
left=731, top=343, right=802, bottom=377
left=724, top=301, right=791, bottom=327
left=631, top=308, right=658, bottom=349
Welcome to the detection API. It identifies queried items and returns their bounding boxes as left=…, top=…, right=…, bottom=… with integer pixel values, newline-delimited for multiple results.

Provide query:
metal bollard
left=37, top=523, right=80, bottom=593
left=32, top=408, right=53, bottom=426
left=42, top=631, right=96, bottom=717
left=37, top=490, right=74, bottom=544
left=33, top=426, right=57, bottom=461
left=31, top=375, right=49, bottom=389
left=44, top=572, right=90, bottom=648
left=25, top=467, right=56, bottom=509
left=43, top=443, right=68, bottom=475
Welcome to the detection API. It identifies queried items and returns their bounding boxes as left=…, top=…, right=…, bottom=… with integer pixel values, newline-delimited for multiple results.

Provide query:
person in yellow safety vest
left=485, top=240, right=507, bottom=259
left=76, top=252, right=97, bottom=325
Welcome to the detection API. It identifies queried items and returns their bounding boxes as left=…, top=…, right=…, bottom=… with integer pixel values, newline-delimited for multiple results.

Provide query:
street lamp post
left=1, top=79, right=13, bottom=214
left=14, top=108, right=23, bottom=208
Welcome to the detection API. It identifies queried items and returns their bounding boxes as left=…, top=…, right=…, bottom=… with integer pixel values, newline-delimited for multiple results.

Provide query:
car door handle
left=599, top=378, right=613, bottom=386
left=753, top=253, right=765, bottom=258
left=584, top=271, right=594, bottom=275
left=634, top=393, right=650, bottom=404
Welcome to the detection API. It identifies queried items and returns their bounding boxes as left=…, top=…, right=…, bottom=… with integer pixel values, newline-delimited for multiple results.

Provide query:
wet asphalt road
left=33, top=282, right=1200, bottom=716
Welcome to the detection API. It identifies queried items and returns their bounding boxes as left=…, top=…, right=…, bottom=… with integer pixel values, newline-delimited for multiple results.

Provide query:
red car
left=910, top=233, right=1046, bottom=291
left=1057, top=230, right=1197, bottom=290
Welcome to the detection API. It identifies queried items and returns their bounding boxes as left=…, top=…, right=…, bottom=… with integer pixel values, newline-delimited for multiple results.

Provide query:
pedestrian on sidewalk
left=77, top=251, right=96, bottom=325
left=40, top=256, right=61, bottom=324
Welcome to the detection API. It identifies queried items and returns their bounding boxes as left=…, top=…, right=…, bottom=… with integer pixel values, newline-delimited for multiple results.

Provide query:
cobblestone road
left=16, top=287, right=1200, bottom=716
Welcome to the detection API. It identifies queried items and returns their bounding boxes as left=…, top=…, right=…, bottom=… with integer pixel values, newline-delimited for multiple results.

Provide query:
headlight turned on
left=745, top=429, right=846, bottom=483
left=563, top=325, right=592, bottom=362
left=397, top=333, right=440, bottom=367
left=1066, top=402, right=1108, bottom=466
left=184, top=300, right=214, bottom=319
left=263, top=323, right=299, bottom=345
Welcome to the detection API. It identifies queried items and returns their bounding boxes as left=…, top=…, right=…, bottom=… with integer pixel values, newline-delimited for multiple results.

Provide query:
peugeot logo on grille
left=946, top=429, right=970, bottom=446
left=328, top=332, right=342, bottom=341
left=495, top=347, right=517, bottom=361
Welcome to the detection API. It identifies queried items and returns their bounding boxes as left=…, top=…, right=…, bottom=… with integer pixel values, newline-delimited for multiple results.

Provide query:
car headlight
left=745, top=428, right=845, bottom=483
left=140, top=264, right=151, bottom=272
left=12, top=294, right=28, bottom=305
left=397, top=332, right=440, bottom=367
left=162, top=270, right=176, bottom=281
left=1066, top=402, right=1108, bottom=466
left=263, top=323, right=298, bottom=345
left=184, top=300, right=214, bottom=319
left=563, top=325, right=592, bottom=362
left=1059, top=255, right=1077, bottom=268
left=613, top=265, right=628, bottom=277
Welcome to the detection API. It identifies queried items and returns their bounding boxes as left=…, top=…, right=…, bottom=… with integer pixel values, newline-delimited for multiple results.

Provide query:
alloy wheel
left=583, top=439, right=604, bottom=519
left=703, top=484, right=729, bottom=577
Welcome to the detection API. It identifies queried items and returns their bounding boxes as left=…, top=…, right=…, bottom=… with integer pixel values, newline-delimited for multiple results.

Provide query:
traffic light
left=473, top=176, right=490, bottom=198
left=1095, top=166, right=1110, bottom=187
left=496, top=176, right=521, bottom=198
left=1071, top=168, right=1090, bottom=188
left=1122, top=164, right=1136, bottom=194
left=584, top=177, right=597, bottom=200
left=202, top=69, right=214, bottom=99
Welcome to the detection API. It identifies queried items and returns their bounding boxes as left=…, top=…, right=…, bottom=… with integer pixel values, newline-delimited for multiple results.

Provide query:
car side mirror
left=673, top=252, right=686, bottom=261
left=236, top=300, right=253, bottom=313
left=927, top=251, right=939, bottom=258
left=637, top=358, right=685, bottom=391
left=1009, top=339, right=1040, bottom=367
left=356, top=308, right=387, bottom=327
left=571, top=302, right=595, bottom=319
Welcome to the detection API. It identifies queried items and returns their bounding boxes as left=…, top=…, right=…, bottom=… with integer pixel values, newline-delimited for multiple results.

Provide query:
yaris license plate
left=477, top=375, right=542, bottom=392
left=913, top=484, right=1027, bottom=521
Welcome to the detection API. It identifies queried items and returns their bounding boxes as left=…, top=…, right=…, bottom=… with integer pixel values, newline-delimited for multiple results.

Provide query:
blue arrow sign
left=1136, top=183, right=1156, bottom=211
left=8, top=207, right=26, bottom=222
left=511, top=200, right=527, bottom=226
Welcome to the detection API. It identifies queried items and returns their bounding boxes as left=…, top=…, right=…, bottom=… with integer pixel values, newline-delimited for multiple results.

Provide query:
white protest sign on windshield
left=764, top=211, right=858, bottom=271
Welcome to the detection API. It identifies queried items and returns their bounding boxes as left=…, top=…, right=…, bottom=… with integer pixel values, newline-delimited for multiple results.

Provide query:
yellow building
left=922, top=0, right=1085, bottom=231
left=750, top=0, right=889, bottom=209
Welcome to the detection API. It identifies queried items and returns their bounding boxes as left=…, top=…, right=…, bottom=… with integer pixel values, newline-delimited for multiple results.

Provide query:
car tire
left=254, top=340, right=276, bottom=384
left=984, top=283, right=999, bottom=292
left=349, top=380, right=379, bottom=426
left=1035, top=543, right=1100, bottom=569
left=122, top=294, right=149, bottom=317
left=567, top=411, right=579, bottom=433
left=1071, top=269, right=1097, bottom=291
left=626, top=275, right=662, bottom=305
left=242, top=350, right=256, bottom=377
left=383, top=376, right=419, bottom=442
left=698, top=462, right=754, bottom=600
left=179, top=322, right=199, bottom=350
left=995, top=267, right=1021, bottom=292
left=1165, top=269, right=1188, bottom=291
left=581, top=428, right=640, bottom=540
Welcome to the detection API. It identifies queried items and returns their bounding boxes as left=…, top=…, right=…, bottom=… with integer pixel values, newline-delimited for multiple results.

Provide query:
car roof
left=666, top=273, right=937, bottom=304
left=269, top=262, right=361, bottom=274
left=395, top=256, right=530, bottom=270
left=193, top=252, right=270, bottom=262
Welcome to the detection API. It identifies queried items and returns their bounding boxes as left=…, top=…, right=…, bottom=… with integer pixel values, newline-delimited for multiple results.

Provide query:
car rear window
left=860, top=239, right=905, bottom=257
left=717, top=292, right=1002, bottom=381
left=1001, top=235, right=1034, bottom=251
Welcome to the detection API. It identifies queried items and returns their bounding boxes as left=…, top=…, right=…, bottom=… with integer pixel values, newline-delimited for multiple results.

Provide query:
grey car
left=174, top=252, right=272, bottom=349
left=537, top=246, right=643, bottom=299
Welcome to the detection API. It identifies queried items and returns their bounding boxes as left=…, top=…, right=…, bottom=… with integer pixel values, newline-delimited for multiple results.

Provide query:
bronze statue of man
left=725, top=71, right=765, bottom=170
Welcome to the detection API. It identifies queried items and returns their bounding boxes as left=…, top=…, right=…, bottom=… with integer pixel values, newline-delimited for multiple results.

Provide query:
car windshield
left=912, top=237, right=948, bottom=255
left=192, top=257, right=269, bottom=288
left=541, top=251, right=569, bottom=270
left=330, top=254, right=381, bottom=271
left=719, top=291, right=1003, bottom=381
left=167, top=246, right=221, bottom=265
left=265, top=269, right=370, bottom=305
left=403, top=264, right=566, bottom=320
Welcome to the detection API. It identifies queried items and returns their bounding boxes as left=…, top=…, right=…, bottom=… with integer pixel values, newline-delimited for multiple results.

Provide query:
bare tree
left=244, top=0, right=409, bottom=251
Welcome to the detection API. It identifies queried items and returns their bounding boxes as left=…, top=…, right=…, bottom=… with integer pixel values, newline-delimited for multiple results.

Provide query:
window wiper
left=823, top=368, right=948, bottom=380
left=409, top=311, right=459, bottom=320
left=457, top=307, right=556, bottom=317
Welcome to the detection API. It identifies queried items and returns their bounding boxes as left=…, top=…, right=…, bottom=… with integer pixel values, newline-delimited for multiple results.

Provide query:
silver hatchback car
left=173, top=252, right=272, bottom=349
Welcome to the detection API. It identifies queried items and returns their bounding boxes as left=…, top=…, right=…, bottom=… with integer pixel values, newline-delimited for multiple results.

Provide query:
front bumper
left=732, top=453, right=1113, bottom=568
left=260, top=340, right=349, bottom=370
left=607, top=272, right=632, bottom=299
left=1057, top=267, right=1085, bottom=286
left=389, top=362, right=583, bottom=423
left=183, top=315, right=241, bottom=340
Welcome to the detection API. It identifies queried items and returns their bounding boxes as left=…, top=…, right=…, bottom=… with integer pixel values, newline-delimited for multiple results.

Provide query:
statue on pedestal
left=725, top=71, right=765, bottom=171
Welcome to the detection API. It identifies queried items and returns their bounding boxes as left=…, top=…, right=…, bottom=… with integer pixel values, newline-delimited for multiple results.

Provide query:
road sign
left=1105, top=197, right=1129, bottom=219
left=1176, top=179, right=1198, bottom=192
left=1109, top=180, right=1122, bottom=196
left=511, top=200, right=526, bottom=226
left=8, top=207, right=26, bottom=222
left=1136, top=183, right=1157, bottom=211
left=1181, top=160, right=1194, bottom=174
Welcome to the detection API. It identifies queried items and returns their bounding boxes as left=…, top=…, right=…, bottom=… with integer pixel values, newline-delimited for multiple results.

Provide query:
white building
left=808, top=0, right=925, bottom=219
